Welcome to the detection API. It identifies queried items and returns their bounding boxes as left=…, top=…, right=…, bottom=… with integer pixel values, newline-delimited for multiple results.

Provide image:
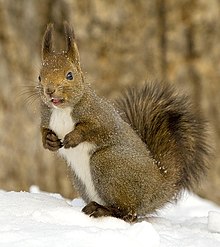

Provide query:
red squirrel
left=38, top=22, right=209, bottom=222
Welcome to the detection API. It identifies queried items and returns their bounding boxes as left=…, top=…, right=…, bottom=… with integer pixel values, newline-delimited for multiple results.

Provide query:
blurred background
left=0, top=0, right=220, bottom=204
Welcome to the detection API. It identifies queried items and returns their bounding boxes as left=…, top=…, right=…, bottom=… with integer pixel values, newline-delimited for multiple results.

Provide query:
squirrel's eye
left=66, top=71, right=73, bottom=80
left=38, top=75, right=41, bottom=82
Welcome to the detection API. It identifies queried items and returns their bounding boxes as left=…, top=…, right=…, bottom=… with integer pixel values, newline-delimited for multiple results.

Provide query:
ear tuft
left=63, top=21, right=80, bottom=65
left=42, top=23, right=54, bottom=61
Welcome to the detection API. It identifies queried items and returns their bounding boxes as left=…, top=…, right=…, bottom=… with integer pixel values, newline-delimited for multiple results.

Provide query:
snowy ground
left=0, top=187, right=220, bottom=247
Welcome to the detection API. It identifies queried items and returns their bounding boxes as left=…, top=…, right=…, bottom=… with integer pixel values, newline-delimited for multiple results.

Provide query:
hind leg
left=82, top=201, right=137, bottom=222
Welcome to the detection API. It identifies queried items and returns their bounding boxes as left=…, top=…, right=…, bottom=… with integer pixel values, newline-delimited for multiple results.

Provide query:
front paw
left=42, top=128, right=63, bottom=151
left=63, top=131, right=81, bottom=149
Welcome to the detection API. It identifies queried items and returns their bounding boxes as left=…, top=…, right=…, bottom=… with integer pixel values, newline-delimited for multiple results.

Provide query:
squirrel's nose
left=45, top=86, right=55, bottom=96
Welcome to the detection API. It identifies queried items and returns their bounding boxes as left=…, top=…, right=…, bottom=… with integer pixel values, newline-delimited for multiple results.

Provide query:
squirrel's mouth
left=50, top=97, right=64, bottom=106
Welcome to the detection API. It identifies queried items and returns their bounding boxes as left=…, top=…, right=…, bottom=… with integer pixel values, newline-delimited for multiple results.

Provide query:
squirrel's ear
left=64, top=21, right=80, bottom=65
left=42, top=23, right=54, bottom=61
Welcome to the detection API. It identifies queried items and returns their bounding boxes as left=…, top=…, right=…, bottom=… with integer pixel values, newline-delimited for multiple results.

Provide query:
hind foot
left=82, top=201, right=137, bottom=222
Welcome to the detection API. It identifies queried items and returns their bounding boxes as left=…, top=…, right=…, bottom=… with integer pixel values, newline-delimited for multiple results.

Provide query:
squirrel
left=38, top=22, right=209, bottom=222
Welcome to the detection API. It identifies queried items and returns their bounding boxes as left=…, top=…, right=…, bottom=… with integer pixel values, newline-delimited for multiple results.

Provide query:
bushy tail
left=115, top=82, right=209, bottom=191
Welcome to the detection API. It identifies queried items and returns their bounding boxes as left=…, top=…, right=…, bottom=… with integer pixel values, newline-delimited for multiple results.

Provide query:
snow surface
left=0, top=187, right=220, bottom=247
left=208, top=211, right=220, bottom=233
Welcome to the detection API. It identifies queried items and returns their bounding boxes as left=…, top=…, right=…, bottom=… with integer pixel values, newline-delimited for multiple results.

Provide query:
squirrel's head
left=39, top=22, right=84, bottom=108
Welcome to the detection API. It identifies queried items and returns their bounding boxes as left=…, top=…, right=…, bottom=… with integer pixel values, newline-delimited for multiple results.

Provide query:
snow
left=208, top=211, right=220, bottom=233
left=0, top=188, right=220, bottom=247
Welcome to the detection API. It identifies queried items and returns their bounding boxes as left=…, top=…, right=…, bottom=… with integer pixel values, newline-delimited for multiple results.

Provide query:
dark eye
left=38, top=75, right=41, bottom=82
left=66, top=71, right=73, bottom=80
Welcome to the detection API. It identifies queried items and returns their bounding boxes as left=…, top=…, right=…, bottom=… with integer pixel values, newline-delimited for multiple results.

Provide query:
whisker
left=16, top=83, right=42, bottom=105
left=19, top=84, right=40, bottom=89
left=18, top=89, right=41, bottom=98
left=21, top=89, right=37, bottom=93
left=23, top=93, right=41, bottom=106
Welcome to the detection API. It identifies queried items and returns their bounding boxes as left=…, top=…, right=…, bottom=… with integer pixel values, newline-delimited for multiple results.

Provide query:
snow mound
left=208, top=211, right=220, bottom=233
left=0, top=189, right=220, bottom=247
left=0, top=190, right=159, bottom=247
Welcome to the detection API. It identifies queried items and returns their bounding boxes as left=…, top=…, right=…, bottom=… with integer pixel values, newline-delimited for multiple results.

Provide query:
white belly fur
left=49, top=107, right=103, bottom=204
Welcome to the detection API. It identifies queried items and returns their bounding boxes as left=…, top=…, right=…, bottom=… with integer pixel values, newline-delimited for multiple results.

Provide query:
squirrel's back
left=115, top=82, right=209, bottom=193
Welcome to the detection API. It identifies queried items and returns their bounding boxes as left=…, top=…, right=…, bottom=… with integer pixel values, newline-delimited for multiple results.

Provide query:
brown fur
left=115, top=83, right=209, bottom=191
left=38, top=23, right=209, bottom=221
